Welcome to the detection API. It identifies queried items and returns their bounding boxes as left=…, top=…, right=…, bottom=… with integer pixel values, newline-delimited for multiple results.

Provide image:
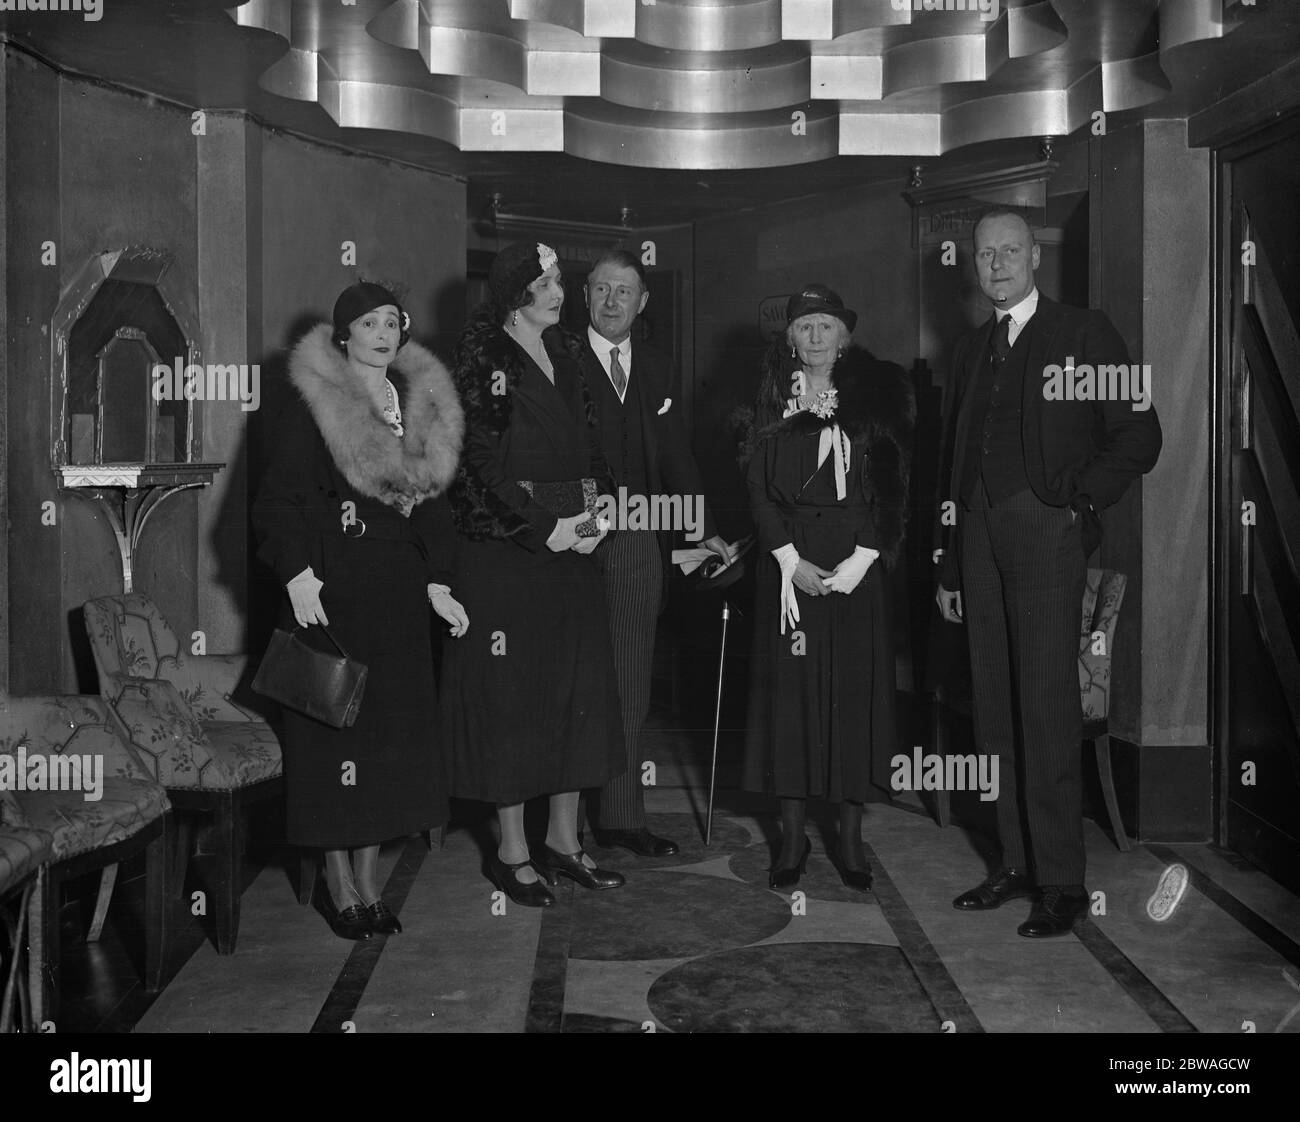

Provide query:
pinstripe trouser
left=959, top=481, right=1087, bottom=886
left=593, top=529, right=663, bottom=830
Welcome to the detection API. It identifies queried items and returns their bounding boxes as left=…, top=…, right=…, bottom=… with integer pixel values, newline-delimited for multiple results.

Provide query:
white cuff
left=772, top=544, right=798, bottom=565
left=428, top=582, right=451, bottom=597
left=854, top=546, right=880, bottom=562
left=287, top=566, right=316, bottom=587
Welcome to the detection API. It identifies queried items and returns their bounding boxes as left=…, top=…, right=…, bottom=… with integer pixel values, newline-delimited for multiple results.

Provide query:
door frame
left=1210, top=110, right=1300, bottom=846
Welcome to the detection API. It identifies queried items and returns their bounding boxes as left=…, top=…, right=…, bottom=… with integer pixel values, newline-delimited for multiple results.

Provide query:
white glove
left=773, top=544, right=801, bottom=635
left=822, top=545, right=879, bottom=595
left=287, top=567, right=328, bottom=627
left=428, top=583, right=469, bottom=637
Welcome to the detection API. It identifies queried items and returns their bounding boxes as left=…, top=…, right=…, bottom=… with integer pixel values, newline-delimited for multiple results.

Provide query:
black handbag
left=251, top=625, right=368, bottom=729
left=517, top=477, right=603, bottom=536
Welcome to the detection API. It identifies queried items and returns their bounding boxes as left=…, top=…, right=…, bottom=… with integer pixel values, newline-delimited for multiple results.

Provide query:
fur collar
left=453, top=306, right=594, bottom=437
left=759, top=344, right=915, bottom=569
left=768, top=345, right=914, bottom=446
left=289, top=324, right=464, bottom=512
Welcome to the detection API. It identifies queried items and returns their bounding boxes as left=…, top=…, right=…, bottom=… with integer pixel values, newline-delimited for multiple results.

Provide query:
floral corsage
left=808, top=387, right=838, bottom=421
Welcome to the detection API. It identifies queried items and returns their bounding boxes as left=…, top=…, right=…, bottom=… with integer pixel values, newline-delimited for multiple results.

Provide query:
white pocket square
left=657, top=397, right=672, bottom=415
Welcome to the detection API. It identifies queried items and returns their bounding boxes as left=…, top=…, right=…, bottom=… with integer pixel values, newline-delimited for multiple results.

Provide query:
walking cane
left=705, top=600, right=730, bottom=846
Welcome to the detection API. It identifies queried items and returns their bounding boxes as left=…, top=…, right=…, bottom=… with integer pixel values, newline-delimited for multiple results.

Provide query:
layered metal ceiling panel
left=225, top=0, right=1255, bottom=168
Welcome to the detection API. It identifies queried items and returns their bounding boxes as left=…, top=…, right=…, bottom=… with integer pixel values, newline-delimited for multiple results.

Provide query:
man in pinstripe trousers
left=935, top=208, right=1162, bottom=937
left=579, top=250, right=731, bottom=857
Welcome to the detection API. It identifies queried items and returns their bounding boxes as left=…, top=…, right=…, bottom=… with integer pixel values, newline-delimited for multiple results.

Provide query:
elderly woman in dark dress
left=742, top=285, right=914, bottom=892
left=442, top=242, right=626, bottom=907
left=253, top=282, right=467, bottom=939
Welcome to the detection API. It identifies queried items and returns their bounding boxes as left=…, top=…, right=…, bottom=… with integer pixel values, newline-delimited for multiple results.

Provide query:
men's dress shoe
left=952, top=867, right=1034, bottom=911
left=1018, top=886, right=1089, bottom=938
left=366, top=900, right=402, bottom=935
left=486, top=853, right=556, bottom=908
left=534, top=846, right=626, bottom=890
left=594, top=827, right=679, bottom=858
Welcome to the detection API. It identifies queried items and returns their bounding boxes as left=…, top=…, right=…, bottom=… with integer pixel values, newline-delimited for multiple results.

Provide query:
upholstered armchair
left=0, top=695, right=171, bottom=1028
left=930, top=569, right=1131, bottom=850
left=1, top=788, right=51, bottom=1032
left=83, top=593, right=283, bottom=954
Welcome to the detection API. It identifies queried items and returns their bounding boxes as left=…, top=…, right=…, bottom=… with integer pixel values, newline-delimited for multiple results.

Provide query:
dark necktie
left=990, top=314, right=1012, bottom=363
left=610, top=347, right=627, bottom=396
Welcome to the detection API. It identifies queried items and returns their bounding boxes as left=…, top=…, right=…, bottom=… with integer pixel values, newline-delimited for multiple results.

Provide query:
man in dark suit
left=935, top=207, right=1161, bottom=936
left=580, top=250, right=731, bottom=857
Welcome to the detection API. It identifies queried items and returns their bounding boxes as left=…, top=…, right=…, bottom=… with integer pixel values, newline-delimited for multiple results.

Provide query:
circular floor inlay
left=648, top=943, right=941, bottom=1033
left=567, top=872, right=790, bottom=961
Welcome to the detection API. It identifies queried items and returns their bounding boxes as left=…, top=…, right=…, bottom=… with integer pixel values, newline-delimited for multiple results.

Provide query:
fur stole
left=449, top=306, right=599, bottom=541
left=757, top=344, right=916, bottom=568
left=288, top=324, right=463, bottom=512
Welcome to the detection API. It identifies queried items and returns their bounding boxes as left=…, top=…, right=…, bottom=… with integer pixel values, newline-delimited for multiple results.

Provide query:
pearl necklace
left=382, top=378, right=404, bottom=437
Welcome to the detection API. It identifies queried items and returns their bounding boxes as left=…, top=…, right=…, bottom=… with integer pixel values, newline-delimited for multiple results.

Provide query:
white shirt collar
left=588, top=325, right=631, bottom=362
left=995, top=286, right=1039, bottom=326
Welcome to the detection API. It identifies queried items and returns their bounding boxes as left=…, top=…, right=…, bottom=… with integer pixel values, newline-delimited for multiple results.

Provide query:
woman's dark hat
left=489, top=241, right=558, bottom=301
left=786, top=284, right=857, bottom=333
left=332, top=282, right=404, bottom=333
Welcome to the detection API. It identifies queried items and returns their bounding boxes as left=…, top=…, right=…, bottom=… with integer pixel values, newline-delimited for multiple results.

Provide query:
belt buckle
left=342, top=517, right=367, bottom=538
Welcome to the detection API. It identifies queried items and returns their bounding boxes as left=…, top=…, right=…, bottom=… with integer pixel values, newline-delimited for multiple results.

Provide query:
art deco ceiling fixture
left=228, top=0, right=1250, bottom=169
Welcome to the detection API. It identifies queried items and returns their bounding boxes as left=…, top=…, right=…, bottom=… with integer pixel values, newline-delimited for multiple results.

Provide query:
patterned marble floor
left=41, top=713, right=1300, bottom=1035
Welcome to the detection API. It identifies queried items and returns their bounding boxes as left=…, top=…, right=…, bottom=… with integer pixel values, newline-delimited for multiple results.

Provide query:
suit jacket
left=936, top=294, right=1162, bottom=590
left=577, top=335, right=719, bottom=546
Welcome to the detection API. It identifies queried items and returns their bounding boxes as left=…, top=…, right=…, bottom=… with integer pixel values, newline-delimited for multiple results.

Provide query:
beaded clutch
left=517, top=478, right=602, bottom=536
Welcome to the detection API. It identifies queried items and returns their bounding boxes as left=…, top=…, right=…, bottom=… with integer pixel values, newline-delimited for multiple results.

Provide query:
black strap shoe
left=535, top=846, right=626, bottom=890
left=1018, top=885, right=1089, bottom=938
left=487, top=853, right=556, bottom=908
left=594, top=827, right=679, bottom=857
left=952, top=867, right=1033, bottom=911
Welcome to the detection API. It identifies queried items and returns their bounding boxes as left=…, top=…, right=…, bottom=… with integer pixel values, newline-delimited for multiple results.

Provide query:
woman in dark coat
left=742, top=284, right=914, bottom=892
left=253, top=282, right=467, bottom=939
left=441, top=242, right=625, bottom=908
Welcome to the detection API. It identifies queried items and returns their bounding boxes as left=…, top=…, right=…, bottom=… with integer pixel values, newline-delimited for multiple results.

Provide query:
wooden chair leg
left=86, top=863, right=118, bottom=943
left=1093, top=732, right=1131, bottom=852
left=31, top=864, right=59, bottom=1030
left=170, top=814, right=193, bottom=899
left=212, top=793, right=242, bottom=955
left=438, top=824, right=448, bottom=850
left=0, top=884, right=31, bottom=1033
left=144, top=816, right=171, bottom=992
left=932, top=701, right=952, bottom=828
left=298, top=850, right=316, bottom=906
